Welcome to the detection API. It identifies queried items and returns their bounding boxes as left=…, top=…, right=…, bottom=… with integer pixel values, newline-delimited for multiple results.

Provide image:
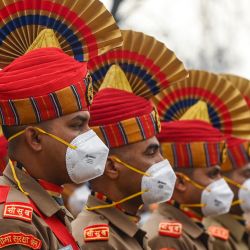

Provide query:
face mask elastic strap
left=231, top=199, right=244, bottom=206
left=9, top=160, right=29, bottom=196
left=110, top=156, right=151, bottom=177
left=231, top=214, right=245, bottom=221
left=180, top=203, right=206, bottom=209
left=85, top=189, right=148, bottom=211
left=8, top=130, right=25, bottom=142
left=223, top=176, right=248, bottom=190
left=176, top=173, right=206, bottom=190
left=35, top=127, right=77, bottom=150
left=8, top=127, right=77, bottom=150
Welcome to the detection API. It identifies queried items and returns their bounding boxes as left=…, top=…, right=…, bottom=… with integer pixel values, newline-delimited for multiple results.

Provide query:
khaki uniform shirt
left=72, top=195, right=150, bottom=250
left=142, top=203, right=215, bottom=250
left=203, top=214, right=250, bottom=250
left=0, top=164, right=77, bottom=250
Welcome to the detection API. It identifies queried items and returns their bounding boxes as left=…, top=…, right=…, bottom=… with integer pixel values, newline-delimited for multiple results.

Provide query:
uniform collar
left=86, top=195, right=145, bottom=238
left=3, top=164, right=64, bottom=217
left=158, top=203, right=205, bottom=239
left=214, top=214, right=246, bottom=242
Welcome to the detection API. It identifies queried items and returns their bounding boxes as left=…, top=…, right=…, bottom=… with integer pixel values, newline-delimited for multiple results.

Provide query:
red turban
left=0, top=48, right=92, bottom=126
left=158, top=120, right=226, bottom=168
left=90, top=88, right=159, bottom=148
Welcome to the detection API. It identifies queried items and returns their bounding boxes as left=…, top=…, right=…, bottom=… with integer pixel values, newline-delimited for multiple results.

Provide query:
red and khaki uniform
left=147, top=70, right=250, bottom=250
left=72, top=30, right=187, bottom=250
left=0, top=165, right=79, bottom=249
left=0, top=0, right=123, bottom=249
left=203, top=127, right=250, bottom=249
left=72, top=195, right=150, bottom=250
left=204, top=214, right=250, bottom=250
left=143, top=203, right=217, bottom=250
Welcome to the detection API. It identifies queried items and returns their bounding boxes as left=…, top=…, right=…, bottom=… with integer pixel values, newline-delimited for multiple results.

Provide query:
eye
left=70, top=122, right=84, bottom=130
left=144, top=145, right=160, bottom=156
left=207, top=167, right=221, bottom=179
left=147, top=148, right=156, bottom=155
left=242, top=169, right=250, bottom=178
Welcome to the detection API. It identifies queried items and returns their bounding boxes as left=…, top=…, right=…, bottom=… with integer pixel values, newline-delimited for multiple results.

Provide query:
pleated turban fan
left=0, top=0, right=123, bottom=126
left=153, top=70, right=250, bottom=168
left=219, top=74, right=250, bottom=171
left=88, top=30, right=189, bottom=148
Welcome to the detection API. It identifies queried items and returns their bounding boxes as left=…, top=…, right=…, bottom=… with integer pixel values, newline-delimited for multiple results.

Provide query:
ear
left=175, top=172, right=188, bottom=193
left=104, top=156, right=121, bottom=180
left=23, top=126, right=43, bottom=152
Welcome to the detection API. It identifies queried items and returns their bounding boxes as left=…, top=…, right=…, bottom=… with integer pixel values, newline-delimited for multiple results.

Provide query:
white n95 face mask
left=141, top=159, right=176, bottom=205
left=85, top=157, right=177, bottom=211
left=7, top=126, right=109, bottom=184
left=66, top=129, right=109, bottom=184
left=201, top=178, right=234, bottom=217
left=238, top=178, right=250, bottom=213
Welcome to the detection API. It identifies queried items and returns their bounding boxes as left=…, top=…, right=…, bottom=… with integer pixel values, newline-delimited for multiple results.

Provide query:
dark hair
left=2, top=125, right=27, bottom=140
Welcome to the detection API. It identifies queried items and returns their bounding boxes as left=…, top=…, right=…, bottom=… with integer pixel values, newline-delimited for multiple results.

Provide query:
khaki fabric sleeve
left=148, top=234, right=192, bottom=250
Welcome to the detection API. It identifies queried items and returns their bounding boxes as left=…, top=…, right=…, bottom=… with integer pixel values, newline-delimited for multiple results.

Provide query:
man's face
left=174, top=166, right=222, bottom=210
left=39, top=111, right=90, bottom=184
left=110, top=136, right=164, bottom=199
left=225, top=164, right=250, bottom=213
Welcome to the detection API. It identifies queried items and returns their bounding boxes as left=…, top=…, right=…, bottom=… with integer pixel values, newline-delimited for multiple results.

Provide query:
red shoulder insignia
left=208, top=226, right=229, bottom=241
left=0, top=185, right=10, bottom=203
left=0, top=232, right=42, bottom=249
left=3, top=202, right=33, bottom=223
left=83, top=224, right=109, bottom=242
left=159, top=222, right=182, bottom=238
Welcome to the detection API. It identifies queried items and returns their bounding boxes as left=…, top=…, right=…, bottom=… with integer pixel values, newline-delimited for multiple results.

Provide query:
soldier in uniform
left=72, top=30, right=188, bottom=249
left=203, top=137, right=250, bottom=250
left=0, top=0, right=123, bottom=247
left=143, top=70, right=250, bottom=250
left=203, top=74, right=250, bottom=250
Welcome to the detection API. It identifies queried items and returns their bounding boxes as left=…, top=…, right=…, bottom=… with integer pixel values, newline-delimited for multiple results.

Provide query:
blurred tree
left=111, top=0, right=124, bottom=23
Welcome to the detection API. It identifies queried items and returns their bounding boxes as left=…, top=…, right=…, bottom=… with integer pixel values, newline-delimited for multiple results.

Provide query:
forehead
left=235, top=164, right=250, bottom=174
left=127, top=136, right=159, bottom=150
left=112, top=136, right=159, bottom=154
left=45, top=111, right=90, bottom=125
left=192, top=165, right=220, bottom=175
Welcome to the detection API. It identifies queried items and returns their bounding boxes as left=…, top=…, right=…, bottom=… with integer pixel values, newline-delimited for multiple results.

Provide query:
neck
left=38, top=179, right=64, bottom=206
left=168, top=199, right=203, bottom=222
left=230, top=213, right=245, bottom=224
left=119, top=199, right=142, bottom=216
left=92, top=190, right=142, bottom=216
left=230, top=204, right=243, bottom=216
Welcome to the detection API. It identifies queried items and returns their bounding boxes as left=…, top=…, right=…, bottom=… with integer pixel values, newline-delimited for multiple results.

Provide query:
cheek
left=234, top=175, right=247, bottom=185
left=120, top=167, right=143, bottom=193
left=186, top=183, right=203, bottom=203
left=51, top=124, right=79, bottom=144
left=43, top=137, right=67, bottom=162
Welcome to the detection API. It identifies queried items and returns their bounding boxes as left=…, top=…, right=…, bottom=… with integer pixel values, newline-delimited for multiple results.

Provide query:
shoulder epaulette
left=208, top=226, right=229, bottom=241
left=83, top=224, right=109, bottom=242
left=159, top=221, right=182, bottom=238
